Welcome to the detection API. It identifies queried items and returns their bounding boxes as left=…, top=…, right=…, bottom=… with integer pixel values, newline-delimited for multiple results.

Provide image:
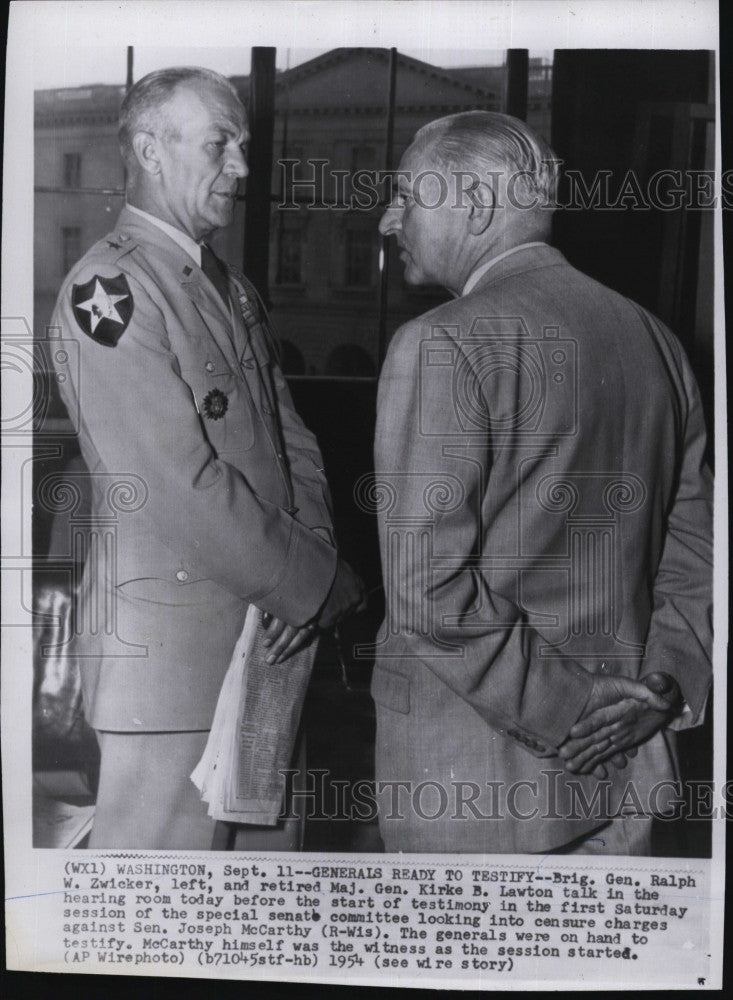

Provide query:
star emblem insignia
left=71, top=274, right=134, bottom=347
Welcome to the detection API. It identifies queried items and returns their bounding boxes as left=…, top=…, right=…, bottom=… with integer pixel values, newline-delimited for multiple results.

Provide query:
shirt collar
left=125, top=203, right=202, bottom=266
left=462, top=241, right=548, bottom=296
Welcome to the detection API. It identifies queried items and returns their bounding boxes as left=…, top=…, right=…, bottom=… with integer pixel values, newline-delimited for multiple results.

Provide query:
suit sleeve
left=374, top=322, right=594, bottom=752
left=53, top=261, right=336, bottom=626
left=639, top=345, right=713, bottom=727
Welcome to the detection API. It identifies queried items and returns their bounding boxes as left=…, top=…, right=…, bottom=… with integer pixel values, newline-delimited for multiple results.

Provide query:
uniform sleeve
left=639, top=352, right=713, bottom=727
left=52, top=261, right=337, bottom=626
left=272, top=360, right=336, bottom=544
left=237, top=273, right=336, bottom=545
left=374, top=322, right=593, bottom=753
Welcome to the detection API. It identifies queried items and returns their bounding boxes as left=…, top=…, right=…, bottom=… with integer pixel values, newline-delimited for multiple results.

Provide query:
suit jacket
left=372, top=243, right=712, bottom=853
left=50, top=207, right=337, bottom=731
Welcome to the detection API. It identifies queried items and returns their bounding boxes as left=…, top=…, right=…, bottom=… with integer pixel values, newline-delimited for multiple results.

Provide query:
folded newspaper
left=191, top=604, right=317, bottom=825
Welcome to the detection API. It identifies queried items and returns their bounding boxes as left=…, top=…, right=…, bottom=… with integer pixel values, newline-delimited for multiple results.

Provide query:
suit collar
left=466, top=242, right=567, bottom=296
left=462, top=241, right=547, bottom=295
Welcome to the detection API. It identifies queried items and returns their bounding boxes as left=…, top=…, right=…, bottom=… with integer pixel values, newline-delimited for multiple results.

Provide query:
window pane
left=35, top=82, right=127, bottom=371
left=276, top=223, right=303, bottom=284
left=345, top=228, right=374, bottom=288
left=527, top=50, right=553, bottom=142
left=266, top=47, right=510, bottom=375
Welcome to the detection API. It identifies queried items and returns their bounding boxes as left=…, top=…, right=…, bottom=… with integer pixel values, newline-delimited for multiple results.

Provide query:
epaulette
left=78, top=230, right=138, bottom=268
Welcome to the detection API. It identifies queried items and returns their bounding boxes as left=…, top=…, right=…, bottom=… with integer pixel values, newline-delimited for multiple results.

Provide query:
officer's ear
left=467, top=180, right=495, bottom=236
left=131, top=131, right=162, bottom=176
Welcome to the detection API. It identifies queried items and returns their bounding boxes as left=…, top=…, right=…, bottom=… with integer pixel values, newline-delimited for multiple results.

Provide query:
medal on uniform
left=202, top=387, right=228, bottom=420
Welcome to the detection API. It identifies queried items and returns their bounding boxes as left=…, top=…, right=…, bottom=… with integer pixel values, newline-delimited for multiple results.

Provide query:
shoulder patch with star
left=71, top=273, right=134, bottom=347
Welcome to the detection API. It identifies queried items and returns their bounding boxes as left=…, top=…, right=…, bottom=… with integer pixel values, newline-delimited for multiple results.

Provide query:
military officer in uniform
left=50, top=66, right=364, bottom=849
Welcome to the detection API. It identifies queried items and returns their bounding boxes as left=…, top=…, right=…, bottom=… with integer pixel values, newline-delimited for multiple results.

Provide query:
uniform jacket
left=372, top=243, right=713, bottom=853
left=51, top=207, right=337, bottom=731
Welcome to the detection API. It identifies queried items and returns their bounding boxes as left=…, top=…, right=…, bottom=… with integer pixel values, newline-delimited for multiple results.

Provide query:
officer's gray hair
left=414, top=111, right=559, bottom=212
left=118, top=66, right=242, bottom=164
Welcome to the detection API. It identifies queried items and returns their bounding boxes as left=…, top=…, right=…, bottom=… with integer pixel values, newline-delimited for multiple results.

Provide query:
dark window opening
left=63, top=153, right=82, bottom=188
left=61, top=226, right=82, bottom=273
left=344, top=228, right=374, bottom=288
left=277, top=225, right=303, bottom=285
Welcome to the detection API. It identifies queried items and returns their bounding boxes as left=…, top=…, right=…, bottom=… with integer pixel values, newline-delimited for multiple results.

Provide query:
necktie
left=200, top=243, right=231, bottom=308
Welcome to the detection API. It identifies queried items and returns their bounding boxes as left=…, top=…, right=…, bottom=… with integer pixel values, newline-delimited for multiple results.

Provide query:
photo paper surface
left=2, top=0, right=726, bottom=990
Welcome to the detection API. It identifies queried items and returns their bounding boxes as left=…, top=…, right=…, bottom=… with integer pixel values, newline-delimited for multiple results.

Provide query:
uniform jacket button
left=205, top=361, right=215, bottom=372
left=176, top=569, right=189, bottom=582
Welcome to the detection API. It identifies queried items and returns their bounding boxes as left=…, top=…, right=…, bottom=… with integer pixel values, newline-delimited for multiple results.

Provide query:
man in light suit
left=50, top=67, right=363, bottom=849
left=373, top=111, right=712, bottom=854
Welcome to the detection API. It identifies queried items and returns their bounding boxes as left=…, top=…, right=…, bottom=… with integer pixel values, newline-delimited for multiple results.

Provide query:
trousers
left=88, top=730, right=306, bottom=850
